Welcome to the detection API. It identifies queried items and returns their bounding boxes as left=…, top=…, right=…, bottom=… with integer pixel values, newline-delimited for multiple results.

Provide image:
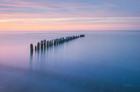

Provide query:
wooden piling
left=41, top=41, right=44, bottom=51
left=31, top=34, right=85, bottom=53
left=44, top=40, right=46, bottom=49
left=30, top=44, right=33, bottom=54
left=80, top=34, right=85, bottom=37
left=37, top=42, right=40, bottom=51
left=35, top=46, right=37, bottom=51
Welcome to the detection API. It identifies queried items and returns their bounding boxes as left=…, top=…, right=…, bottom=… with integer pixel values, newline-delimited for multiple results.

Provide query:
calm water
left=0, top=31, right=140, bottom=92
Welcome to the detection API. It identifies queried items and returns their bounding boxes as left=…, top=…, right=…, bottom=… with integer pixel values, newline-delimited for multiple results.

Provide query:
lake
left=0, top=31, right=140, bottom=92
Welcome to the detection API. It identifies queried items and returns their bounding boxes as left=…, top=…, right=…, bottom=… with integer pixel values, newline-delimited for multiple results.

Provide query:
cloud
left=0, top=0, right=57, bottom=10
left=0, top=17, right=139, bottom=24
left=0, top=0, right=139, bottom=17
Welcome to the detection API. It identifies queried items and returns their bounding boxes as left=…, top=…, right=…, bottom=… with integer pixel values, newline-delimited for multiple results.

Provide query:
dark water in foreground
left=0, top=31, right=140, bottom=92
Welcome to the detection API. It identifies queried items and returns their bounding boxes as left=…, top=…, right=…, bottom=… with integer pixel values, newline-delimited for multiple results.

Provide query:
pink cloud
left=0, top=0, right=55, bottom=9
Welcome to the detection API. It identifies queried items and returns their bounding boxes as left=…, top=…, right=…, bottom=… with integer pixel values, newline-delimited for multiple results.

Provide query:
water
left=0, top=31, right=140, bottom=92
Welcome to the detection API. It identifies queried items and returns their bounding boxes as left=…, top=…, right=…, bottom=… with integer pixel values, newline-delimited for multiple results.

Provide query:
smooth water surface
left=0, top=31, right=140, bottom=92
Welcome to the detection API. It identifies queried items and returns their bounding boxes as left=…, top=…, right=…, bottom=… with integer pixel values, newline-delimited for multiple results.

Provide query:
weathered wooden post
left=54, top=39, right=57, bottom=46
left=35, top=46, right=37, bottom=52
left=37, top=42, right=40, bottom=52
left=41, top=41, right=44, bottom=51
left=44, top=40, right=46, bottom=49
left=30, top=44, right=33, bottom=55
left=80, top=34, right=85, bottom=37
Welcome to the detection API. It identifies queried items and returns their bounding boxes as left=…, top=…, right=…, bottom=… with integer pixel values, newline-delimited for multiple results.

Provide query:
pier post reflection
left=29, top=34, right=85, bottom=71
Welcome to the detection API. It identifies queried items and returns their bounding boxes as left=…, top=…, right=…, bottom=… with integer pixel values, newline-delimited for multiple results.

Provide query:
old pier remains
left=30, top=34, right=85, bottom=54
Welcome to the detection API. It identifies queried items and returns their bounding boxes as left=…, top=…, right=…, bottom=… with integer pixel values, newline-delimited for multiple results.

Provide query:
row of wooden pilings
left=30, top=34, right=85, bottom=54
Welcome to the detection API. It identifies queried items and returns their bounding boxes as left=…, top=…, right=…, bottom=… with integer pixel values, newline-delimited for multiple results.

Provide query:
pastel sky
left=0, top=0, right=140, bottom=31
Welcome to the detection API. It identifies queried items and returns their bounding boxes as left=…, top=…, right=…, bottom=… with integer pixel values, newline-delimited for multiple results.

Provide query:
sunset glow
left=0, top=0, right=140, bottom=31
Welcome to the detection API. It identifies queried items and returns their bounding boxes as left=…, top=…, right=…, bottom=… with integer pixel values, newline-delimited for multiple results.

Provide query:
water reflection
left=1, top=32, right=140, bottom=92
left=29, top=34, right=85, bottom=71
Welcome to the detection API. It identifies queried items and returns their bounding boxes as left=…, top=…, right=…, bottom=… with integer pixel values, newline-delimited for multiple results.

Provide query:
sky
left=0, top=0, right=140, bottom=31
